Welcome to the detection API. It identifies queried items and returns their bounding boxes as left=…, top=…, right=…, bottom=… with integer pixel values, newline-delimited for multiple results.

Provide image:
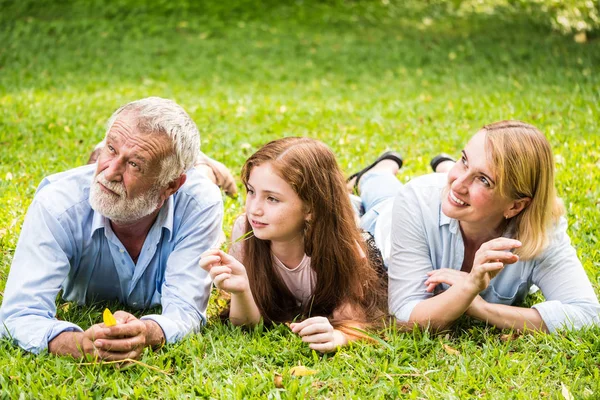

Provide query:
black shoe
left=430, top=154, right=455, bottom=172
left=347, top=151, right=403, bottom=193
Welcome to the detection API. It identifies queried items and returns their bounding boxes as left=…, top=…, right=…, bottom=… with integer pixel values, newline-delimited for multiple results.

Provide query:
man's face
left=89, top=114, right=173, bottom=223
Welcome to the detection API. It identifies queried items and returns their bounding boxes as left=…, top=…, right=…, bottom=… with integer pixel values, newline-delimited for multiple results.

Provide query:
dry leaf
left=561, top=383, right=574, bottom=400
left=274, top=373, right=284, bottom=388
left=289, top=366, right=318, bottom=376
left=103, top=308, right=117, bottom=327
left=442, top=344, right=460, bottom=356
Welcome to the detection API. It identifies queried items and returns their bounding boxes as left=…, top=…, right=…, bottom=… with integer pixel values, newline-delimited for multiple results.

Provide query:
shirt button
left=120, top=248, right=125, bottom=253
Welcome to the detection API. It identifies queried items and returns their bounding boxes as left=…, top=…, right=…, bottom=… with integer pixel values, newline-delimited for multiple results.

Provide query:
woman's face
left=441, top=131, right=516, bottom=232
left=244, top=162, right=309, bottom=243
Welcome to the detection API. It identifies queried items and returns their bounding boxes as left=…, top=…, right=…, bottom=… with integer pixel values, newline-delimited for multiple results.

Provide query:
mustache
left=95, top=172, right=126, bottom=197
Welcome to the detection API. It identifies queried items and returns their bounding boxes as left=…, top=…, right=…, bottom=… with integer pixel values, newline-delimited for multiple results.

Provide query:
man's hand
left=49, top=311, right=165, bottom=361
left=92, top=311, right=148, bottom=361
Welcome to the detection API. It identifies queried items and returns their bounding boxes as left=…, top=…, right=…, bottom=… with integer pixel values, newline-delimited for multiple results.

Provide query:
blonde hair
left=483, top=120, right=564, bottom=259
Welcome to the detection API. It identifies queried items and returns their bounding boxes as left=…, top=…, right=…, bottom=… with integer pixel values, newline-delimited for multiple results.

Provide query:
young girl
left=200, top=137, right=387, bottom=353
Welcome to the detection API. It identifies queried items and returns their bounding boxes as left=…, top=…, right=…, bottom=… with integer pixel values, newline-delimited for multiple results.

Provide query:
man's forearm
left=48, top=331, right=92, bottom=358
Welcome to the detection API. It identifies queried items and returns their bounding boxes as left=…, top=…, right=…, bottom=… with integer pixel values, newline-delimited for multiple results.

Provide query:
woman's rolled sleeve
left=531, top=217, right=600, bottom=331
left=388, top=183, right=436, bottom=321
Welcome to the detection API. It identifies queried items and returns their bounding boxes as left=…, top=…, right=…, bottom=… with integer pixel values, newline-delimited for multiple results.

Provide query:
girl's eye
left=246, top=188, right=255, bottom=195
left=479, top=176, right=491, bottom=187
left=267, top=196, right=279, bottom=203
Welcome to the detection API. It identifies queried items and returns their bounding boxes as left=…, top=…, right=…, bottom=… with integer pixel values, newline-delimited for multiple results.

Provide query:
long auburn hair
left=483, top=120, right=564, bottom=259
left=240, top=137, right=387, bottom=326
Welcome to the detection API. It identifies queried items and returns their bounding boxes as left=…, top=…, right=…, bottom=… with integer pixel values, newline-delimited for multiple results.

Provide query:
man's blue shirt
left=0, top=164, right=223, bottom=353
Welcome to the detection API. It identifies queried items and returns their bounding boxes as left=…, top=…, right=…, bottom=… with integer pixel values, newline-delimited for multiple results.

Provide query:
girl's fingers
left=308, top=342, right=336, bottom=353
left=208, top=266, right=232, bottom=280
left=213, top=273, right=231, bottom=287
left=298, top=323, right=332, bottom=337
left=200, top=248, right=221, bottom=259
left=199, top=254, right=222, bottom=270
left=291, top=317, right=329, bottom=334
left=301, top=332, right=332, bottom=344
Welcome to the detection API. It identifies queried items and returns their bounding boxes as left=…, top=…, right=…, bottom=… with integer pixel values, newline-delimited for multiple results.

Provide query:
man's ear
left=505, top=197, right=531, bottom=219
left=163, top=174, right=187, bottom=199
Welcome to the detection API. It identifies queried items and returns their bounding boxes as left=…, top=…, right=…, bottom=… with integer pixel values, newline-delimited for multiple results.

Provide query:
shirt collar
left=439, top=207, right=460, bottom=235
left=89, top=195, right=175, bottom=241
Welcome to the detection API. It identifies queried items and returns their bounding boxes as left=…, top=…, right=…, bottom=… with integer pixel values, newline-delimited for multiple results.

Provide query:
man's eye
left=129, top=161, right=138, bottom=168
left=107, top=145, right=116, bottom=153
left=461, top=155, right=467, bottom=166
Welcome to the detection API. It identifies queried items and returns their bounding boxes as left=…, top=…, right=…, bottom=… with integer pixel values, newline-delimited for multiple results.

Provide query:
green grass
left=1, top=0, right=599, bottom=397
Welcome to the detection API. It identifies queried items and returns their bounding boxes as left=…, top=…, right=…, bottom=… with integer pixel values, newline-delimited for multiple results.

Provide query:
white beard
left=89, top=171, right=162, bottom=223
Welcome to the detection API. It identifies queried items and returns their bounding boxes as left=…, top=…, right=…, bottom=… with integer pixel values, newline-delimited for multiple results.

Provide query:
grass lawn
left=1, top=0, right=599, bottom=397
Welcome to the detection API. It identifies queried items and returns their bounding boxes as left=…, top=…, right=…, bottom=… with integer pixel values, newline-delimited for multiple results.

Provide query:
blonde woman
left=352, top=121, right=599, bottom=332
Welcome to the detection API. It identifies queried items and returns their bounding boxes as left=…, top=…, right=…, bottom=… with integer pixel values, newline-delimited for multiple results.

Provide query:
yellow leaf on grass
left=103, top=308, right=117, bottom=327
left=289, top=366, right=318, bottom=376
left=442, top=344, right=460, bottom=356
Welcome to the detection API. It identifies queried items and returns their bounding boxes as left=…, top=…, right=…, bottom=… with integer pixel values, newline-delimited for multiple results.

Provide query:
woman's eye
left=246, top=188, right=255, bottom=195
left=267, top=196, right=279, bottom=203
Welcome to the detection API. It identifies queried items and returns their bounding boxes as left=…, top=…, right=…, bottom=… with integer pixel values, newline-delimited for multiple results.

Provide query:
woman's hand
left=424, top=238, right=521, bottom=295
left=290, top=317, right=347, bottom=353
left=199, top=249, right=250, bottom=294
left=466, top=237, right=521, bottom=294
left=424, top=269, right=469, bottom=292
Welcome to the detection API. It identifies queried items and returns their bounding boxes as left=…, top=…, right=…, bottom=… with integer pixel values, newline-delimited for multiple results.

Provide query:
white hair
left=106, top=97, right=201, bottom=186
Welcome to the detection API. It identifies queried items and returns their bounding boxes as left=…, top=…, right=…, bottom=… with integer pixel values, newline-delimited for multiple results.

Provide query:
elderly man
left=0, top=97, right=223, bottom=360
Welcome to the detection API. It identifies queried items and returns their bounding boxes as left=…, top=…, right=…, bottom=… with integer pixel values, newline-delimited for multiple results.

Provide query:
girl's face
left=441, top=131, right=516, bottom=232
left=245, top=162, right=309, bottom=243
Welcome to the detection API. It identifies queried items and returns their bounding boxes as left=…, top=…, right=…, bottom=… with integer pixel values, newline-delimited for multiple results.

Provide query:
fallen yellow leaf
left=103, top=308, right=117, bottom=327
left=442, top=344, right=460, bottom=356
left=289, top=366, right=318, bottom=376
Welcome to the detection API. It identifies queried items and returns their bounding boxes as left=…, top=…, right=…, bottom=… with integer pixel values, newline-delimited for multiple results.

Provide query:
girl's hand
left=290, top=317, right=347, bottom=353
left=199, top=249, right=250, bottom=294
left=424, top=269, right=469, bottom=292
left=466, top=237, right=521, bottom=295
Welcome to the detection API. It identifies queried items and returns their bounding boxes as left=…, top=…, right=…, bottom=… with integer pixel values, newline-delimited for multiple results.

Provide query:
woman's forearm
left=466, top=297, right=548, bottom=332
left=229, top=289, right=262, bottom=326
left=408, top=283, right=479, bottom=331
